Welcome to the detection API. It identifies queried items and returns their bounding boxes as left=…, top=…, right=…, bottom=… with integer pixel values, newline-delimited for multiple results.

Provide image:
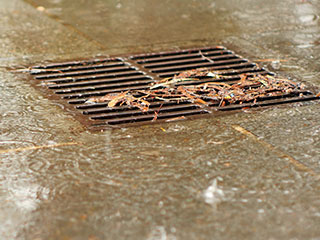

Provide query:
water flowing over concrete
left=1, top=0, right=320, bottom=239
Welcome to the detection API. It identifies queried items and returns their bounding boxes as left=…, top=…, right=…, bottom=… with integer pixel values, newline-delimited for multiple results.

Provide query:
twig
left=255, top=59, right=288, bottom=62
left=0, top=142, right=80, bottom=154
left=232, top=125, right=320, bottom=180
left=199, top=50, right=215, bottom=63
left=152, top=103, right=163, bottom=122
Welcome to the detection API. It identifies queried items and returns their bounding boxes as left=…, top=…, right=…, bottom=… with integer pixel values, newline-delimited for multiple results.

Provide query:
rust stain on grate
left=26, top=46, right=319, bottom=130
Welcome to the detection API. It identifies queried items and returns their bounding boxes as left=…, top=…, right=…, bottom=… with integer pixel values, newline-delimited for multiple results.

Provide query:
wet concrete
left=0, top=0, right=320, bottom=239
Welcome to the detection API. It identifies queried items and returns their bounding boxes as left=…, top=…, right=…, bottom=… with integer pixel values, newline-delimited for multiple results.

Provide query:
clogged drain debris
left=85, top=68, right=306, bottom=117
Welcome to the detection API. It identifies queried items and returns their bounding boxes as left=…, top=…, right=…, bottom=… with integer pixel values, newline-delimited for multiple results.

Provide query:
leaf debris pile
left=86, top=68, right=305, bottom=113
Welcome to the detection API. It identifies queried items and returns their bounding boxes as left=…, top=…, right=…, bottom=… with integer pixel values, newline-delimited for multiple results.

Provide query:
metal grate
left=130, top=46, right=265, bottom=78
left=27, top=46, right=319, bottom=130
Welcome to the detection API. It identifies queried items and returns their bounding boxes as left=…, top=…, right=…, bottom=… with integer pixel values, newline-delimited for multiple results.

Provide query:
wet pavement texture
left=1, top=0, right=320, bottom=239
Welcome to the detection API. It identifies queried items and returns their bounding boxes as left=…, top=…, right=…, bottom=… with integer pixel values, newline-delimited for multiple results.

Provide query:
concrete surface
left=0, top=0, right=320, bottom=239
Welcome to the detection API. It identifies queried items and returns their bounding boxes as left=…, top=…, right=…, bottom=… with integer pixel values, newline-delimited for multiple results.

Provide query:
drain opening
left=26, top=46, right=319, bottom=129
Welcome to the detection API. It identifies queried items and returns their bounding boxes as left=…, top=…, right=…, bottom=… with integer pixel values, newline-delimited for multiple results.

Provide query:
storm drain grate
left=27, top=46, right=319, bottom=130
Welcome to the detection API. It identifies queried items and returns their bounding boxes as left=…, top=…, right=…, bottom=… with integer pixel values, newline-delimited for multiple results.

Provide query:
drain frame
left=24, top=46, right=319, bottom=130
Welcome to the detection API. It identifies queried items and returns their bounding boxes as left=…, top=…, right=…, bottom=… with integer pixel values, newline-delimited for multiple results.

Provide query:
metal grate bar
left=60, top=85, right=152, bottom=99
left=148, top=62, right=256, bottom=74
left=135, top=50, right=234, bottom=64
left=31, top=62, right=126, bottom=75
left=34, top=65, right=136, bottom=80
left=47, top=75, right=152, bottom=89
left=89, top=103, right=203, bottom=119
left=54, top=79, right=154, bottom=94
left=142, top=57, right=247, bottom=69
left=43, top=71, right=147, bottom=84
left=130, top=46, right=226, bottom=60
left=158, top=68, right=269, bottom=79
left=105, top=109, right=208, bottom=125
left=215, top=95, right=317, bottom=111
left=31, top=58, right=122, bottom=69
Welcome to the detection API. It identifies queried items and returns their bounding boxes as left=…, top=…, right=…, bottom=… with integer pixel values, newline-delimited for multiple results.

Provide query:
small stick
left=232, top=125, right=320, bottom=180
left=199, top=50, right=215, bottom=63
left=152, top=103, right=163, bottom=122
left=0, top=142, right=80, bottom=154
left=255, top=59, right=288, bottom=62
